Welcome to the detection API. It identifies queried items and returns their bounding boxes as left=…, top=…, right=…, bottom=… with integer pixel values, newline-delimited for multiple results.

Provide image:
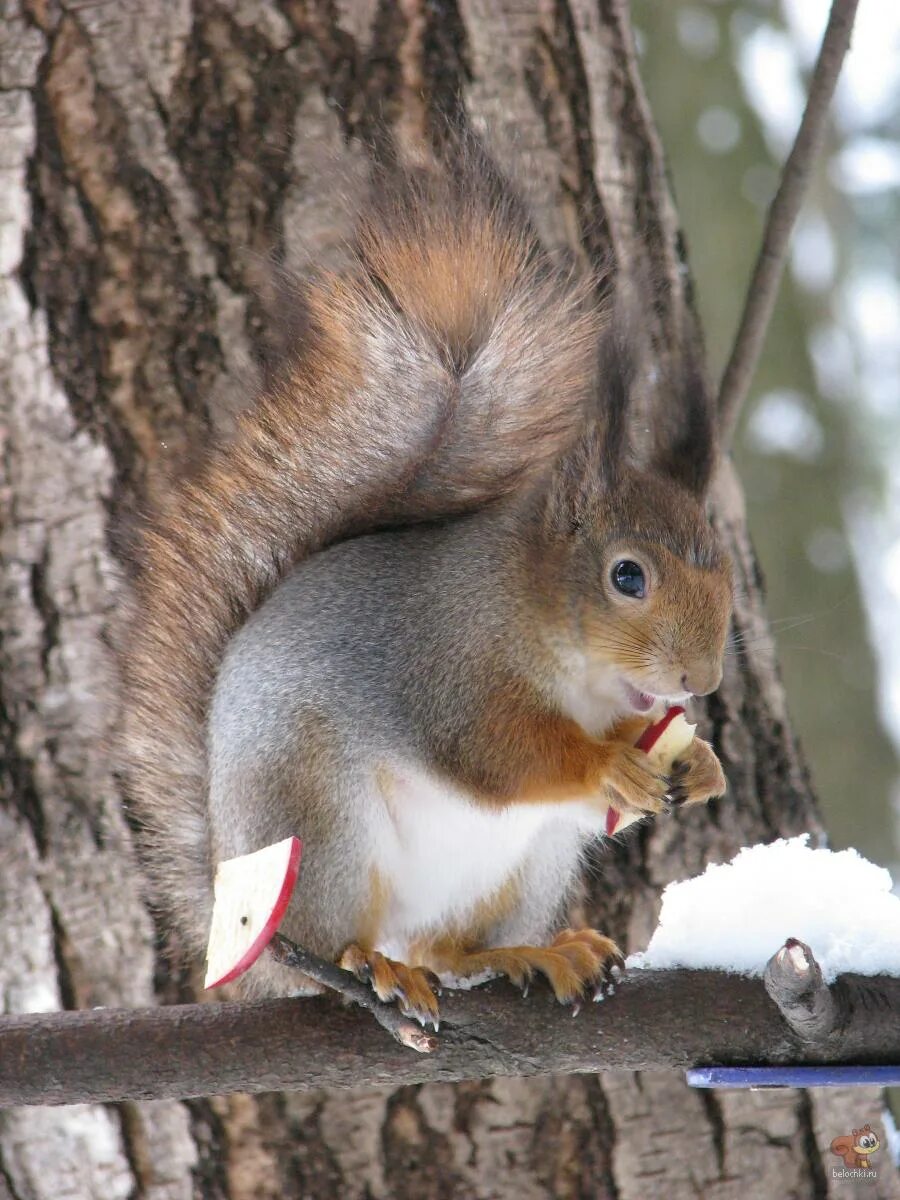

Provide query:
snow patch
left=628, top=837, right=900, bottom=982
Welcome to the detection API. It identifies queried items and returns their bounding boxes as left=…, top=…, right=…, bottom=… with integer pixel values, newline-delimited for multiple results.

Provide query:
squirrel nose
left=681, top=668, right=722, bottom=697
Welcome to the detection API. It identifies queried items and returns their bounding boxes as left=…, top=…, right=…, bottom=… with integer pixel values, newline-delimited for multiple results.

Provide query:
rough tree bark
left=0, top=2, right=895, bottom=1199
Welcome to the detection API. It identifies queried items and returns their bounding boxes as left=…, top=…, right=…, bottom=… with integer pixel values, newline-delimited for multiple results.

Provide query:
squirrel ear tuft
left=542, top=308, right=633, bottom=533
left=650, top=350, right=718, bottom=499
left=542, top=431, right=596, bottom=534
left=593, top=320, right=635, bottom=488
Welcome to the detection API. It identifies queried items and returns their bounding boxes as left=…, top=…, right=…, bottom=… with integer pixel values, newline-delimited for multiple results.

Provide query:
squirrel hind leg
left=340, top=945, right=441, bottom=1029
left=424, top=929, right=624, bottom=1006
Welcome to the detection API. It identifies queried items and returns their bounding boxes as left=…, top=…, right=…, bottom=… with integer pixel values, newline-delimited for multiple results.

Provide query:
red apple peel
left=205, top=835, right=302, bottom=988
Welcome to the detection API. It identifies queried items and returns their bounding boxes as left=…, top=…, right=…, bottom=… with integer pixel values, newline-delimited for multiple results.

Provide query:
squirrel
left=830, top=1126, right=880, bottom=1169
left=120, top=144, right=732, bottom=1025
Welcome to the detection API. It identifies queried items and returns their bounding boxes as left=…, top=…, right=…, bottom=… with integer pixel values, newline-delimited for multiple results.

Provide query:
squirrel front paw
left=598, top=742, right=670, bottom=816
left=667, top=737, right=727, bottom=806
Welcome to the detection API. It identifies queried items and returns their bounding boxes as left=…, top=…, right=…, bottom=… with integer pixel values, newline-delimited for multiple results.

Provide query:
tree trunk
left=1, top=1, right=894, bottom=1198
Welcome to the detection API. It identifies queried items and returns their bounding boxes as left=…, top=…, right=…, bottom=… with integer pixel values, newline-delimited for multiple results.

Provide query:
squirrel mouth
left=621, top=680, right=657, bottom=713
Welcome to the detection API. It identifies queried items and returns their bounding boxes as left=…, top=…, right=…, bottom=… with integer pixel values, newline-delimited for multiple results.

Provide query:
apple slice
left=605, top=707, right=696, bottom=836
left=205, top=835, right=302, bottom=989
left=636, top=706, right=695, bottom=765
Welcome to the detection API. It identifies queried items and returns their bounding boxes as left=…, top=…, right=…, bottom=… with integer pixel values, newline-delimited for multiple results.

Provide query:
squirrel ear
left=543, top=429, right=600, bottom=533
left=543, top=315, right=633, bottom=533
left=593, top=320, right=634, bottom=488
left=650, top=349, right=718, bottom=499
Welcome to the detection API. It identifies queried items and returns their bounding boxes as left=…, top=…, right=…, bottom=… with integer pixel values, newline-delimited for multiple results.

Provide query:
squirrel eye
left=611, top=560, right=646, bottom=598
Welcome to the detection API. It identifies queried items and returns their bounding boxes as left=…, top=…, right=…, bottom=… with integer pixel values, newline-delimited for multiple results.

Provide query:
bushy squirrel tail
left=120, top=150, right=605, bottom=957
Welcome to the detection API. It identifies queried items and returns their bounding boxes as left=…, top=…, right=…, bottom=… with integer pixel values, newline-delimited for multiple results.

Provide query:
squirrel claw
left=601, top=742, right=670, bottom=818
left=340, top=945, right=441, bottom=1028
left=399, top=999, right=440, bottom=1031
left=666, top=760, right=689, bottom=806
left=340, top=944, right=374, bottom=982
left=596, top=956, right=623, bottom=999
left=422, top=928, right=621, bottom=1009
left=418, top=966, right=443, bottom=997
left=592, top=962, right=619, bottom=1001
left=668, top=738, right=728, bottom=807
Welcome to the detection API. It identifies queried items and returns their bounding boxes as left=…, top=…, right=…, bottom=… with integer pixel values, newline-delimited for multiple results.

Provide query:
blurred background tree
left=632, top=0, right=900, bottom=879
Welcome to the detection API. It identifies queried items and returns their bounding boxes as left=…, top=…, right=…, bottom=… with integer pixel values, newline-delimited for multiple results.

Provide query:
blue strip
left=687, top=1066, right=900, bottom=1089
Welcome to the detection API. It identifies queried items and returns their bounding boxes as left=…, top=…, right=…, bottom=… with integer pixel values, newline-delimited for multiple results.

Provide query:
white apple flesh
left=205, top=835, right=302, bottom=989
left=639, top=709, right=697, bottom=769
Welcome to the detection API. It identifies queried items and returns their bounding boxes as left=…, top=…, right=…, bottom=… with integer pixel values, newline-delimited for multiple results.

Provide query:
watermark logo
left=829, top=1124, right=880, bottom=1181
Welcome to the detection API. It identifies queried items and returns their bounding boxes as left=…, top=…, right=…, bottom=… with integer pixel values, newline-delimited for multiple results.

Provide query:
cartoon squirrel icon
left=829, top=1125, right=880, bottom=1169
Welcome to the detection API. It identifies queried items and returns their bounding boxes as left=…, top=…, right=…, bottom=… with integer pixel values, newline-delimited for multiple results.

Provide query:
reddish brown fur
left=410, top=929, right=623, bottom=1005
left=579, top=550, right=733, bottom=698
left=473, top=700, right=720, bottom=815
left=340, top=945, right=441, bottom=1026
left=430, top=663, right=720, bottom=817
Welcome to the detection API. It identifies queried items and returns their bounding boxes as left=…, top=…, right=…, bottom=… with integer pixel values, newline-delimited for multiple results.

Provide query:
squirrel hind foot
left=428, top=928, right=624, bottom=1006
left=340, top=945, right=441, bottom=1029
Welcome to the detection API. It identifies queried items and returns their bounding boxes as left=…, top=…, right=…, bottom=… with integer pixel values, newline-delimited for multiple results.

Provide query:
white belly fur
left=371, top=762, right=602, bottom=960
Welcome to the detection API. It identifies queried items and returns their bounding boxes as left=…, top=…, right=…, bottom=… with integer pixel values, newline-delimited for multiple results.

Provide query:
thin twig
left=269, top=933, right=437, bottom=1053
left=717, top=0, right=859, bottom=450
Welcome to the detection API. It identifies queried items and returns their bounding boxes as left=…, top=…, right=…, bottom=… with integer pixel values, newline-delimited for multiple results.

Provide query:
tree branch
left=717, top=0, right=859, bottom=449
left=269, top=934, right=437, bottom=1053
left=4, top=962, right=898, bottom=1107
